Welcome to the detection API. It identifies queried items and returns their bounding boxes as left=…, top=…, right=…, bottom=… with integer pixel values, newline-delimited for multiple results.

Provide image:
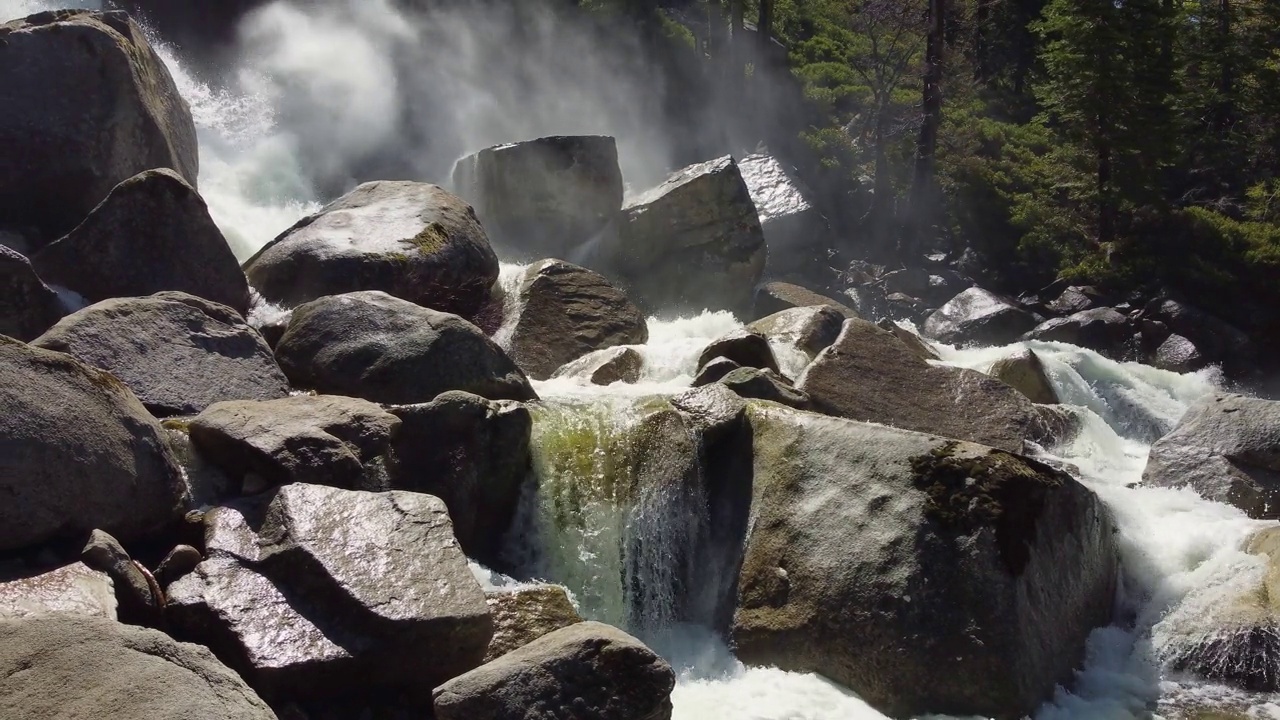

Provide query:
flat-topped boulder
left=498, top=259, right=648, bottom=380
left=747, top=306, right=845, bottom=361
left=168, top=483, right=493, bottom=699
left=451, top=136, right=624, bottom=260
left=0, top=10, right=198, bottom=242
left=0, top=563, right=116, bottom=620
left=752, top=280, right=859, bottom=320
left=32, top=169, right=249, bottom=314
left=275, top=291, right=536, bottom=404
left=0, top=336, right=186, bottom=552
left=245, top=181, right=498, bottom=318
left=734, top=405, right=1117, bottom=719
left=923, top=287, right=1040, bottom=347
left=32, top=293, right=288, bottom=417
left=595, top=156, right=766, bottom=317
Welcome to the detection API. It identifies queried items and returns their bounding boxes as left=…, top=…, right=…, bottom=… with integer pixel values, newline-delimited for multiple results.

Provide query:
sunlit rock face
left=738, top=152, right=834, bottom=280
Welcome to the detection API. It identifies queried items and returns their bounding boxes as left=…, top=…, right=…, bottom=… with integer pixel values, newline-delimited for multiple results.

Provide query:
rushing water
left=5, top=1, right=1280, bottom=716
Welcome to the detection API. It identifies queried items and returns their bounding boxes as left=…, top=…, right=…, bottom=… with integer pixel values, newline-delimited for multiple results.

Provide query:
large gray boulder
left=798, top=319, right=1063, bottom=453
left=32, top=292, right=289, bottom=417
left=451, top=136, right=623, bottom=260
left=696, top=328, right=781, bottom=375
left=551, top=345, right=644, bottom=385
left=245, top=181, right=498, bottom=318
left=0, top=244, right=63, bottom=340
left=168, top=483, right=493, bottom=699
left=499, top=259, right=648, bottom=381
left=1143, top=394, right=1280, bottom=518
left=923, top=287, right=1040, bottom=347
left=733, top=405, right=1117, bottom=719
left=746, top=305, right=845, bottom=361
left=738, top=152, right=833, bottom=278
left=275, top=291, right=536, bottom=404
left=0, top=336, right=186, bottom=552
left=0, top=614, right=276, bottom=720
left=483, top=585, right=583, bottom=663
left=990, top=348, right=1059, bottom=405
left=433, top=621, right=676, bottom=720
left=189, top=395, right=400, bottom=493
left=752, top=280, right=859, bottom=321
left=0, top=563, right=116, bottom=620
left=386, top=392, right=532, bottom=566
left=32, top=169, right=249, bottom=314
left=0, top=10, right=198, bottom=243
left=1022, top=307, right=1133, bottom=359
left=597, top=156, right=766, bottom=317
left=1139, top=297, right=1257, bottom=377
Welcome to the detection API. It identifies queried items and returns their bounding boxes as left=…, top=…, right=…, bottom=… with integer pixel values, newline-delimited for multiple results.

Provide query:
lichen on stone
left=909, top=440, right=1065, bottom=576
left=401, top=221, right=448, bottom=256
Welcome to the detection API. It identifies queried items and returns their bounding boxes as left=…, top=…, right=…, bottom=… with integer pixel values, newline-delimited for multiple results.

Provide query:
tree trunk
left=1098, top=134, right=1115, bottom=246
left=1214, top=0, right=1234, bottom=136
left=757, top=0, right=774, bottom=54
left=974, top=0, right=992, bottom=81
left=905, top=0, right=945, bottom=259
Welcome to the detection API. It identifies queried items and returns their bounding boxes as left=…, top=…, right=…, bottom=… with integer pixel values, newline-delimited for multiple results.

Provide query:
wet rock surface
left=1023, top=307, right=1133, bottom=358
left=747, top=305, right=845, bottom=361
left=32, top=292, right=289, bottom=417
left=483, top=585, right=584, bottom=662
left=0, top=563, right=116, bottom=620
left=167, top=483, right=493, bottom=700
left=752, top=280, right=859, bottom=320
left=990, top=348, right=1059, bottom=405
left=551, top=345, right=644, bottom=385
left=245, top=181, right=499, bottom=318
left=738, top=152, right=834, bottom=278
left=697, top=328, right=781, bottom=375
left=924, top=287, right=1041, bottom=347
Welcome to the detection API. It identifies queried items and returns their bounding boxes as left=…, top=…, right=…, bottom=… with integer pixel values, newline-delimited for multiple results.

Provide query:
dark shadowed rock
left=990, top=349, right=1059, bottom=405
left=881, top=268, right=974, bottom=307
left=843, top=284, right=891, bottom=321
left=275, top=291, right=536, bottom=404
left=1144, top=394, right=1280, bottom=518
left=923, top=287, right=1040, bottom=347
left=1140, top=298, right=1256, bottom=377
left=798, top=319, right=1063, bottom=453
left=189, top=395, right=400, bottom=493
left=752, top=280, right=859, bottom=320
left=885, top=291, right=930, bottom=323
left=167, top=483, right=493, bottom=700
left=697, top=329, right=780, bottom=374
left=551, top=345, right=644, bottom=385
left=451, top=136, right=623, bottom=260
left=500, top=259, right=648, bottom=380
left=245, top=181, right=498, bottom=318
left=156, top=545, right=204, bottom=590
left=1047, top=285, right=1104, bottom=315
left=484, top=585, right=583, bottom=662
left=747, top=306, right=845, bottom=361
left=0, top=245, right=63, bottom=340
left=0, top=10, right=198, bottom=242
left=597, top=156, right=766, bottom=317
left=81, top=529, right=160, bottom=627
left=1023, top=308, right=1133, bottom=358
left=434, top=621, right=676, bottom=720
left=0, top=337, right=186, bottom=552
left=164, top=422, right=237, bottom=508
left=0, top=614, right=276, bottom=719
left=32, top=293, right=288, bottom=416
left=738, top=153, right=834, bottom=278
left=719, top=367, right=811, bottom=410
left=32, top=170, right=247, bottom=314
left=386, top=392, right=532, bottom=567
left=734, top=406, right=1117, bottom=719
left=1153, top=334, right=1205, bottom=373
left=0, top=563, right=115, bottom=620
left=692, top=357, right=745, bottom=387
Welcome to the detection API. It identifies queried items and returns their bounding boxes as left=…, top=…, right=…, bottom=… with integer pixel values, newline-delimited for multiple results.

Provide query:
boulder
left=189, top=395, right=400, bottom=493
left=156, top=545, right=204, bottom=590
left=990, top=349, right=1059, bottom=405
left=747, top=306, right=845, bottom=361
left=0, top=337, right=186, bottom=552
left=696, top=329, right=780, bottom=375
left=797, top=319, right=1063, bottom=453
left=551, top=345, right=643, bottom=385
left=877, top=319, right=941, bottom=361
left=81, top=529, right=161, bottom=627
left=164, top=421, right=237, bottom=508
left=881, top=268, right=974, bottom=307
left=923, top=287, right=1040, bottom=347
left=0, top=245, right=63, bottom=341
left=275, top=291, right=536, bottom=404
left=386, top=392, right=533, bottom=567
left=692, top=357, right=744, bottom=387
left=1022, top=307, right=1133, bottom=358
left=1047, top=285, right=1103, bottom=315
left=1143, top=394, right=1280, bottom=518
left=842, top=284, right=891, bottom=322
left=1138, top=298, right=1257, bottom=376
left=733, top=405, right=1117, bottom=719
left=483, top=585, right=583, bottom=662
left=0, top=614, right=276, bottom=719
left=719, top=367, right=811, bottom=410
left=738, top=152, right=834, bottom=278
left=596, top=156, right=766, bottom=317
left=752, top=280, right=858, bottom=320
left=167, top=483, right=493, bottom=699
left=32, top=293, right=289, bottom=417
left=32, top=170, right=248, bottom=314
left=0, top=10, right=198, bottom=243
left=1153, top=333, right=1205, bottom=373
left=433, top=621, right=676, bottom=720
left=0, top=563, right=116, bottom=620
left=499, top=259, right=648, bottom=380
left=245, top=181, right=499, bottom=318
left=1156, top=527, right=1280, bottom=691
left=885, top=291, right=931, bottom=324
left=451, top=136, right=623, bottom=260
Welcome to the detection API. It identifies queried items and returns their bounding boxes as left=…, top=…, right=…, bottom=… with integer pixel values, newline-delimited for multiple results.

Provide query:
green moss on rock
left=909, top=441, right=1065, bottom=576
left=402, top=222, right=449, bottom=256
